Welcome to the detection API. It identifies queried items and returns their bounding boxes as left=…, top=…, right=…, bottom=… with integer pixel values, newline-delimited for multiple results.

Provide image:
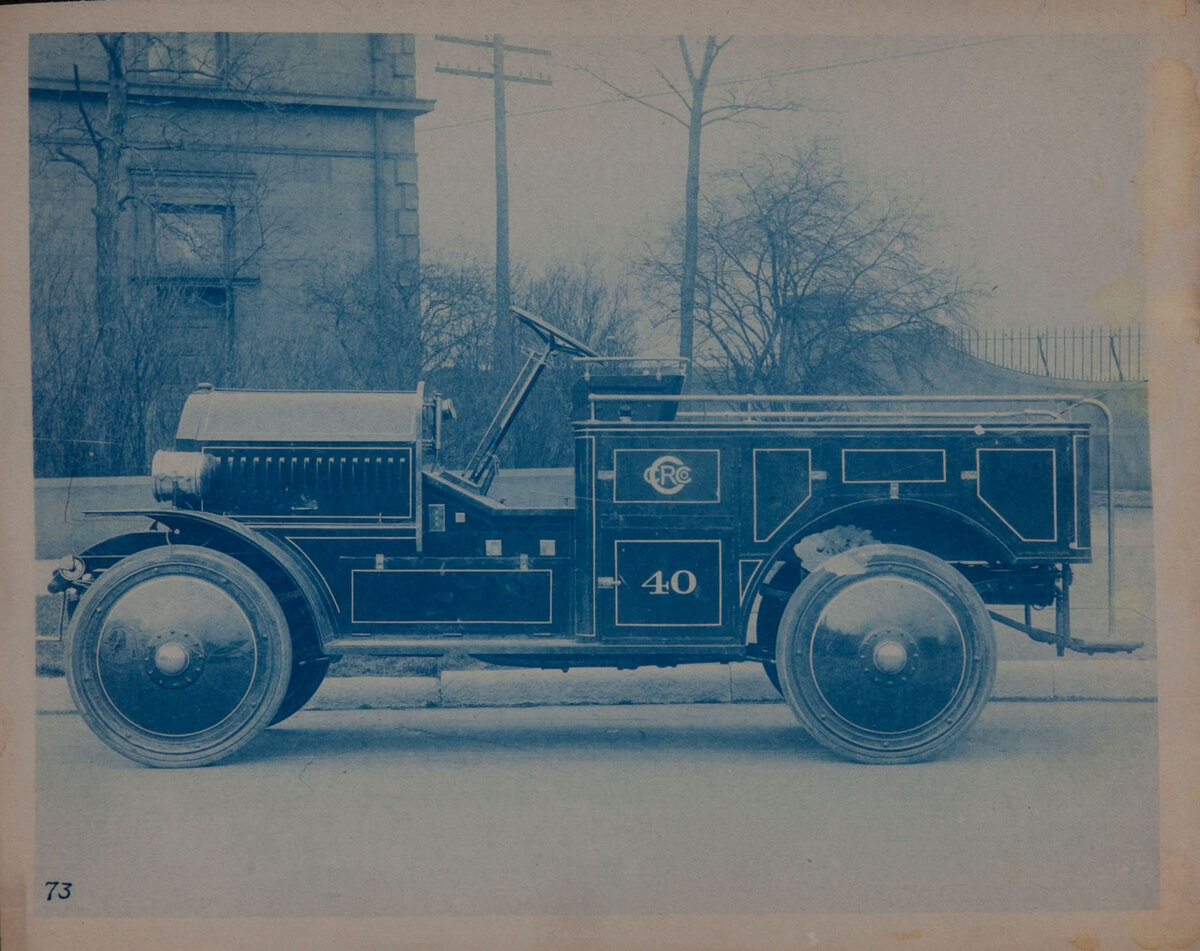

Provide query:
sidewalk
left=34, top=657, right=1157, bottom=714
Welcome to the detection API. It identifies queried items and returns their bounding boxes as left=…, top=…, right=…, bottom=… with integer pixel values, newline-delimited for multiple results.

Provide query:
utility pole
left=435, top=35, right=551, bottom=378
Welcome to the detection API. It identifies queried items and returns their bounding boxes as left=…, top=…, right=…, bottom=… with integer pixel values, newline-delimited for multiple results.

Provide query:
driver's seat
left=571, top=358, right=687, bottom=422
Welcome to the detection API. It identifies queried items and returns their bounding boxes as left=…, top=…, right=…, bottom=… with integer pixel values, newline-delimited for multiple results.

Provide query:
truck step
left=988, top=611, right=1143, bottom=655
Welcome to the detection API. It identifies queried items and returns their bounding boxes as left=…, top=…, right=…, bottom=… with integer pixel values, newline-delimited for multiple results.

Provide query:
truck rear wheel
left=65, top=545, right=291, bottom=767
left=775, top=544, right=995, bottom=764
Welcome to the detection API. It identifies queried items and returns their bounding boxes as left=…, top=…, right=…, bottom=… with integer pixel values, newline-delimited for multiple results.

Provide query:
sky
left=411, top=33, right=1147, bottom=335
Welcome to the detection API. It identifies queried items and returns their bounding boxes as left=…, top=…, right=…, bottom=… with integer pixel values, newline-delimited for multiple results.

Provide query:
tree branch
left=71, top=64, right=104, bottom=150
left=577, top=65, right=689, bottom=127
left=50, top=146, right=98, bottom=186
left=650, top=62, right=693, bottom=114
left=700, top=99, right=803, bottom=127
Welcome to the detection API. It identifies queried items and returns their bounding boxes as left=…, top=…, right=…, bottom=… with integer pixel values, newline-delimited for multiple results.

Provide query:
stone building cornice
left=30, top=76, right=435, bottom=116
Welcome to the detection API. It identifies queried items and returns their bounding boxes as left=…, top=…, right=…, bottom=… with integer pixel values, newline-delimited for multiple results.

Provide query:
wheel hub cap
left=143, top=629, right=207, bottom=688
left=154, top=642, right=190, bottom=676
left=857, top=627, right=920, bottom=686
left=872, top=638, right=908, bottom=674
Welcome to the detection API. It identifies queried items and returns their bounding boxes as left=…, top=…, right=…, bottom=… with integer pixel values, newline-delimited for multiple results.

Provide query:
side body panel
left=255, top=472, right=575, bottom=637
left=102, top=413, right=1087, bottom=652
left=577, top=420, right=1090, bottom=646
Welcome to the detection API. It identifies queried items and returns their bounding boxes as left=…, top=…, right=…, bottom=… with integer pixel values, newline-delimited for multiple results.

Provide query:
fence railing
left=950, top=326, right=1144, bottom=382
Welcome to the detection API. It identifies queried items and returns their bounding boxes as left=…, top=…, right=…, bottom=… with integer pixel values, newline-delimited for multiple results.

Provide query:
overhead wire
left=417, top=36, right=1021, bottom=133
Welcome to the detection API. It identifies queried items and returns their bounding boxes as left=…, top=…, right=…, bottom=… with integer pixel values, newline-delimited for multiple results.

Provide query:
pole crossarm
left=434, top=65, right=552, bottom=85
left=434, top=34, right=551, bottom=57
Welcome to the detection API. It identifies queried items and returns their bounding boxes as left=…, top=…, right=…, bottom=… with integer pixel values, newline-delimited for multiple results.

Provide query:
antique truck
left=49, top=308, right=1140, bottom=767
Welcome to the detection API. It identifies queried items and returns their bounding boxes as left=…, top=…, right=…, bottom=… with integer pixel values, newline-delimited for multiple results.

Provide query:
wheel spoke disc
left=805, top=576, right=966, bottom=734
left=96, top=576, right=258, bottom=736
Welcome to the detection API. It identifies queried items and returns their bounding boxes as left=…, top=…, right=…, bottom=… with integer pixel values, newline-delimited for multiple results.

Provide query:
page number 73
left=45, top=881, right=72, bottom=901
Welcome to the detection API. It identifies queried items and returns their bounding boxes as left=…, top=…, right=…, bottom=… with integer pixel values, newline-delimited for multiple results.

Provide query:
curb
left=34, top=659, right=1157, bottom=714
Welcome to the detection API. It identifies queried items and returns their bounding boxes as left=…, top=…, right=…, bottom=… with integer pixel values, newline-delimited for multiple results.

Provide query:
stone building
left=28, top=33, right=433, bottom=475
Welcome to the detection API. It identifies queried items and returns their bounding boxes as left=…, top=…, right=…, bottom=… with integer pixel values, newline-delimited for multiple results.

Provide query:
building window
left=156, top=282, right=233, bottom=388
left=145, top=202, right=237, bottom=386
left=152, top=203, right=231, bottom=279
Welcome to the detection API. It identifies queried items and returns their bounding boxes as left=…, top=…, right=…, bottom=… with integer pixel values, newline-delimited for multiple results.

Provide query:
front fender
left=82, top=509, right=337, bottom=652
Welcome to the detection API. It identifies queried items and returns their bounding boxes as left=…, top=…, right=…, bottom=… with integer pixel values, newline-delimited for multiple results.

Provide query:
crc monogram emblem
left=643, top=455, right=693, bottom=495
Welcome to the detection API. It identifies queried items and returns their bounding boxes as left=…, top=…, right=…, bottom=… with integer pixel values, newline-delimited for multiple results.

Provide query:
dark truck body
left=49, top=311, right=1137, bottom=767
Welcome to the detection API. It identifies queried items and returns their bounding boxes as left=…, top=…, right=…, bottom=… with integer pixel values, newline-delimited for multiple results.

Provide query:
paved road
left=34, top=701, right=1158, bottom=919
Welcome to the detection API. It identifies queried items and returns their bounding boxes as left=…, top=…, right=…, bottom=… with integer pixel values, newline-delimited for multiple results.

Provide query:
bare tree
left=30, top=33, right=300, bottom=474
left=29, top=224, right=103, bottom=476
left=29, top=227, right=215, bottom=475
left=582, top=36, right=799, bottom=376
left=644, top=146, right=975, bottom=395
left=299, top=261, right=426, bottom=392
left=499, top=259, right=638, bottom=467
left=306, top=254, right=636, bottom=469
left=418, top=256, right=499, bottom=379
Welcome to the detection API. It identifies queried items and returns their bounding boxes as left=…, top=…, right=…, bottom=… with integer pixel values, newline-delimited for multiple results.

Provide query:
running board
left=322, top=636, right=746, bottom=663
left=988, top=611, right=1142, bottom=655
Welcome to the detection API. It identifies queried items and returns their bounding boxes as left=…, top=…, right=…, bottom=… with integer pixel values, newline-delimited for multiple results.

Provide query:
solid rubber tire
left=269, top=657, right=330, bottom=725
left=775, top=544, right=995, bottom=764
left=65, top=545, right=292, bottom=767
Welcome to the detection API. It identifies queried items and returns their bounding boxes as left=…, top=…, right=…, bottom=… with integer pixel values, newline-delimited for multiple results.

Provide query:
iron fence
left=951, top=326, right=1144, bottom=382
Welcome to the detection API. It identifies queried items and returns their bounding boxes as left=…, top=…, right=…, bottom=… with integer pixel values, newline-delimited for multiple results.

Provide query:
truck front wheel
left=65, top=545, right=292, bottom=767
left=775, top=544, right=995, bottom=764
left=270, top=656, right=330, bottom=725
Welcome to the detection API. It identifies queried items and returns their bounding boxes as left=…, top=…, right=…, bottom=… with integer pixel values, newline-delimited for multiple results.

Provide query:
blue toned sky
left=413, top=33, right=1146, bottom=333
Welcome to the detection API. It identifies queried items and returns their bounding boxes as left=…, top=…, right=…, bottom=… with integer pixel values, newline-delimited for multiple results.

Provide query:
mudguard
left=80, top=508, right=338, bottom=652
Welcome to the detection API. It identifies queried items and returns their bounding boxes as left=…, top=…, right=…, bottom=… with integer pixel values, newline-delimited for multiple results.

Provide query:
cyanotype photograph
left=3, top=4, right=1196, bottom=949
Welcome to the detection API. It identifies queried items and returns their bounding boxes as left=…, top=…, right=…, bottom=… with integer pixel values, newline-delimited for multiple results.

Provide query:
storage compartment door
left=592, top=440, right=733, bottom=640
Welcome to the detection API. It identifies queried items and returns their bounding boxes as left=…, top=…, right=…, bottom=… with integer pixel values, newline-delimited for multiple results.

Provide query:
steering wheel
left=511, top=306, right=599, bottom=358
